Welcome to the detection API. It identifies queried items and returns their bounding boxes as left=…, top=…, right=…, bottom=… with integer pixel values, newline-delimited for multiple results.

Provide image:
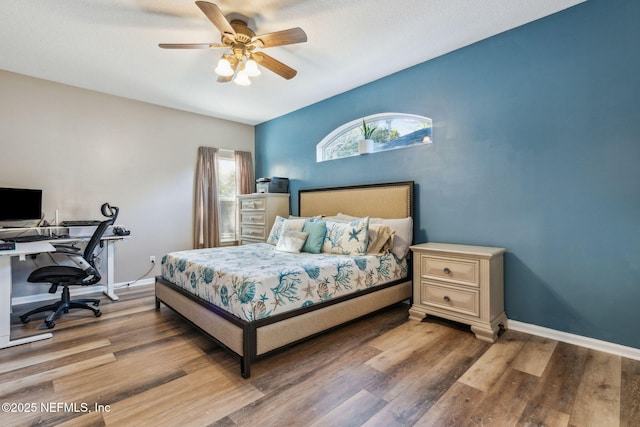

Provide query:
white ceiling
left=0, top=0, right=586, bottom=125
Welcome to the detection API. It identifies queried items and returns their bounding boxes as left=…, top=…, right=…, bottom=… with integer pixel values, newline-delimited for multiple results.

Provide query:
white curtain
left=194, top=146, right=219, bottom=248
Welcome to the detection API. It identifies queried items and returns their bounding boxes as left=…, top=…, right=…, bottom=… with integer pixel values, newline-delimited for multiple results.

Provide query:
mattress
left=160, top=243, right=408, bottom=322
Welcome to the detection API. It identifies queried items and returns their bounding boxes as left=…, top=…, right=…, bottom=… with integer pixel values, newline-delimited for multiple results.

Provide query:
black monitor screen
left=0, top=187, right=43, bottom=221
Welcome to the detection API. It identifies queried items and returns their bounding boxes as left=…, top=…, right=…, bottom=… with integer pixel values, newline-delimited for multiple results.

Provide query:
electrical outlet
left=150, top=255, right=156, bottom=263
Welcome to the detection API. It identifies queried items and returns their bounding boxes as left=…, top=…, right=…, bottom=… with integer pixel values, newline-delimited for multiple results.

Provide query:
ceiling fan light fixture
left=244, top=59, right=261, bottom=77
left=234, top=70, right=251, bottom=86
left=214, top=57, right=234, bottom=77
left=160, top=2, right=307, bottom=83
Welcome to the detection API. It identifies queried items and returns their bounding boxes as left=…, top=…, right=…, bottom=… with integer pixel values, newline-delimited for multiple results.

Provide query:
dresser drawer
left=420, top=281, right=479, bottom=317
left=241, top=212, right=266, bottom=225
left=240, top=198, right=266, bottom=210
left=241, top=238, right=263, bottom=245
left=420, top=255, right=479, bottom=287
left=241, top=225, right=266, bottom=240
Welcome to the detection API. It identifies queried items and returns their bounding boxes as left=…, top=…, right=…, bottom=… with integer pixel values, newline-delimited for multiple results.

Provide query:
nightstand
left=408, top=242, right=507, bottom=342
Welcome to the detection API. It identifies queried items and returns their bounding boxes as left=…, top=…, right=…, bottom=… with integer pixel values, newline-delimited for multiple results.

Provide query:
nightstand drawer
left=241, top=225, right=266, bottom=240
left=241, top=212, right=266, bottom=225
left=421, top=281, right=479, bottom=317
left=420, top=255, right=479, bottom=286
left=240, top=198, right=266, bottom=210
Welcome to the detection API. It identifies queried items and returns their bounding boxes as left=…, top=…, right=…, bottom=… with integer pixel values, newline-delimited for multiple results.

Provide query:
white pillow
left=282, top=218, right=306, bottom=233
left=276, top=230, right=309, bottom=253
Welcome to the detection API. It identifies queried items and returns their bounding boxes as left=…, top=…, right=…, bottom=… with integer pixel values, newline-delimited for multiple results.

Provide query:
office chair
left=20, top=203, right=119, bottom=329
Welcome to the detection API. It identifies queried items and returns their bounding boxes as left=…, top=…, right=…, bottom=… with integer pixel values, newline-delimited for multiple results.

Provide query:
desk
left=1, top=230, right=129, bottom=302
left=98, top=235, right=128, bottom=300
left=54, top=234, right=128, bottom=301
left=0, top=242, right=55, bottom=348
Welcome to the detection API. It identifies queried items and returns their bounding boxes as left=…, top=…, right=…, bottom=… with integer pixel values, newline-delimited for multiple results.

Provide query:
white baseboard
left=508, top=319, right=640, bottom=361
left=12, top=278, right=154, bottom=307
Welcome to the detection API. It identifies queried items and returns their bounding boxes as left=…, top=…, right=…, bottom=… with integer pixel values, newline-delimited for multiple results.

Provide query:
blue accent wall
left=255, top=0, right=640, bottom=348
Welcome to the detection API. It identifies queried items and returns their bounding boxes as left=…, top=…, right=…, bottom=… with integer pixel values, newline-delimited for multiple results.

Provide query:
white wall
left=0, top=70, right=254, bottom=297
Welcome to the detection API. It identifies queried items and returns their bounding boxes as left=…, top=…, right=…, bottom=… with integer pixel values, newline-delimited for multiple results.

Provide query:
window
left=217, top=149, right=237, bottom=243
left=316, top=113, right=433, bottom=162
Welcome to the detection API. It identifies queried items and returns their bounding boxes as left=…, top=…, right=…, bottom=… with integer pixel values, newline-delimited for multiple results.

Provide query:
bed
left=155, top=181, right=414, bottom=378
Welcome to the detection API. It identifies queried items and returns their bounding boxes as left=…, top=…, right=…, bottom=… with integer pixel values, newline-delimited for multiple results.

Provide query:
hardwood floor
left=1, top=284, right=639, bottom=426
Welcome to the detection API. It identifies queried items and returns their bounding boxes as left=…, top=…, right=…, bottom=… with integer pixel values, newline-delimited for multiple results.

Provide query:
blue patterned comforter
left=160, top=243, right=408, bottom=322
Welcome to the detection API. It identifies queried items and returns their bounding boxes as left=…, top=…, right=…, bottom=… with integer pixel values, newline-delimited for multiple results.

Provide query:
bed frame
left=155, top=181, right=414, bottom=378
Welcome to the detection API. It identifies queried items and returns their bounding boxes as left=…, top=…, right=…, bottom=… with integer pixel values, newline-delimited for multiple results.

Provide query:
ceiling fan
left=159, top=1, right=307, bottom=86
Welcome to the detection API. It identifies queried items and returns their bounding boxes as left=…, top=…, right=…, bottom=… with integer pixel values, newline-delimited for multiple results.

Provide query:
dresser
left=237, top=193, right=290, bottom=244
left=408, top=242, right=507, bottom=342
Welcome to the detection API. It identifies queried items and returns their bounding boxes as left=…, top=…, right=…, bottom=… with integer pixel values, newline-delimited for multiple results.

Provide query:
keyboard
left=2, top=235, right=53, bottom=243
left=61, top=220, right=101, bottom=226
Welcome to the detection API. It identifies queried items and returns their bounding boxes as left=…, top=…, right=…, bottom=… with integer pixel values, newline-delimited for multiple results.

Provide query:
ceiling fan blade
left=159, top=43, right=225, bottom=49
left=251, top=52, right=297, bottom=80
left=196, top=1, right=236, bottom=36
left=253, top=27, right=307, bottom=48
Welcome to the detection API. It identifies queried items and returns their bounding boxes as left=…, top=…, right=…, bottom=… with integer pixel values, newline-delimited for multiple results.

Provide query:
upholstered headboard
left=299, top=181, right=414, bottom=219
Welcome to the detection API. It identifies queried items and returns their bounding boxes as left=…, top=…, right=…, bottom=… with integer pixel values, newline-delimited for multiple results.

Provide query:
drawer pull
left=443, top=267, right=451, bottom=274
left=443, top=295, right=451, bottom=302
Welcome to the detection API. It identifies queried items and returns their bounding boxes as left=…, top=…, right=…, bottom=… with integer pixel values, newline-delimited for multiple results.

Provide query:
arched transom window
left=316, top=113, right=432, bottom=162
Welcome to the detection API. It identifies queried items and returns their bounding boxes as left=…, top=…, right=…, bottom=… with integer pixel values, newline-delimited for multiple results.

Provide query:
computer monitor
left=0, top=187, right=43, bottom=221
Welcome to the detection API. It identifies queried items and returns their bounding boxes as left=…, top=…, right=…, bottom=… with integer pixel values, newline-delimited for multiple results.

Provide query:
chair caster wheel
left=95, top=310, right=102, bottom=317
left=20, top=316, right=30, bottom=324
left=45, top=320, right=55, bottom=329
left=93, top=301, right=100, bottom=307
